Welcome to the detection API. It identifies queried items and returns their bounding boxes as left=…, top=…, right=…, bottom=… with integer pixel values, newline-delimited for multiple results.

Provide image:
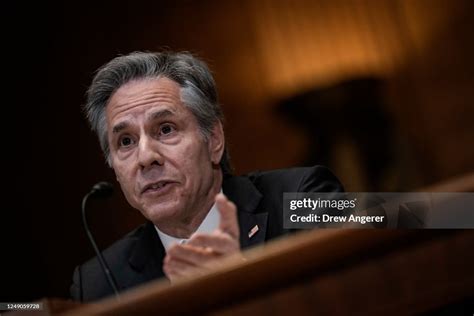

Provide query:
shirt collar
left=154, top=198, right=221, bottom=252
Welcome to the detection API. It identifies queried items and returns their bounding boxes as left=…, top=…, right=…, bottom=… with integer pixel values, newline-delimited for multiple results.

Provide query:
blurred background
left=3, top=0, right=473, bottom=302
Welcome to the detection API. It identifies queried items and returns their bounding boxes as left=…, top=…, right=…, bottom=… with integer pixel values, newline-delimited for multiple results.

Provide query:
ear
left=208, top=121, right=225, bottom=165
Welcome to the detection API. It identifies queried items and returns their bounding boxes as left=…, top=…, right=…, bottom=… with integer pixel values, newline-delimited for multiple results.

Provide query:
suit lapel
left=223, top=176, right=268, bottom=249
left=127, top=222, right=166, bottom=285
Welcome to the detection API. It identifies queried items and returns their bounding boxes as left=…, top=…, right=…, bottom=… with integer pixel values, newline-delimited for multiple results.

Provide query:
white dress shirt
left=154, top=200, right=220, bottom=252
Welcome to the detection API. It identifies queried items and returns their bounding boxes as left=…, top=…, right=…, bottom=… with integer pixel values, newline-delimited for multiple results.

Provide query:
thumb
left=216, top=193, right=239, bottom=240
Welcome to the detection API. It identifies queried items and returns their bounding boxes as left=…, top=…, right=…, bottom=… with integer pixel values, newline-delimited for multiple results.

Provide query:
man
left=71, top=51, right=343, bottom=302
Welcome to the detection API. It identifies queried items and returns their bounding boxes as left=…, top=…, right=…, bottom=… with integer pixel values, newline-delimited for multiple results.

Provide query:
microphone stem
left=81, top=192, right=121, bottom=299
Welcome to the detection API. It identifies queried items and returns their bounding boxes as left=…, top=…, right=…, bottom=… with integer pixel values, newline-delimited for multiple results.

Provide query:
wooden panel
left=61, top=230, right=473, bottom=316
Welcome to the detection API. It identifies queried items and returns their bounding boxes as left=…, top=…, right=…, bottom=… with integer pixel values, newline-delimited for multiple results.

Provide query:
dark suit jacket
left=71, top=166, right=343, bottom=302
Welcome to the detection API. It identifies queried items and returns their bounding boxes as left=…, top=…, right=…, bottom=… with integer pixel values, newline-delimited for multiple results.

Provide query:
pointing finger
left=215, top=193, right=239, bottom=240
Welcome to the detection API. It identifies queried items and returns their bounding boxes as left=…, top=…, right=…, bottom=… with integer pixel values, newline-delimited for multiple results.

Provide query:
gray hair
left=83, top=51, right=232, bottom=176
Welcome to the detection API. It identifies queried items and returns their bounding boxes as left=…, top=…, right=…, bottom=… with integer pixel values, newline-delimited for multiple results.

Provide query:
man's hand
left=163, top=193, right=241, bottom=282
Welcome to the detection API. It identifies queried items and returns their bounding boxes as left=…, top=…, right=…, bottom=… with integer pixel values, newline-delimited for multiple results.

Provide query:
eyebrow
left=112, top=122, right=129, bottom=134
left=111, top=109, right=176, bottom=134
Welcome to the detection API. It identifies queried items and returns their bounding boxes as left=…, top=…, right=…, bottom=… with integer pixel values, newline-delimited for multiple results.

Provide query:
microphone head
left=90, top=181, right=114, bottom=198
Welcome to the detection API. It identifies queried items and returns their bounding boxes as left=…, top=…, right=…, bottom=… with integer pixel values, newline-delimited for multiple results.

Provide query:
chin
left=143, top=201, right=182, bottom=224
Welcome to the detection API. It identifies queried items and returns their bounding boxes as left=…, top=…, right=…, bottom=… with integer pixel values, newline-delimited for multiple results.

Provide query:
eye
left=119, top=136, right=135, bottom=147
left=159, top=124, right=175, bottom=136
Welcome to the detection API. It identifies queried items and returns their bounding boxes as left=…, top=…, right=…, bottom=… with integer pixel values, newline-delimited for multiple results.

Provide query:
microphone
left=90, top=181, right=114, bottom=198
left=81, top=181, right=120, bottom=299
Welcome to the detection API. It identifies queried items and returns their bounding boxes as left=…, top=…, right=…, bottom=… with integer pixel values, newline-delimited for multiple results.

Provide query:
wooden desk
left=49, top=229, right=473, bottom=315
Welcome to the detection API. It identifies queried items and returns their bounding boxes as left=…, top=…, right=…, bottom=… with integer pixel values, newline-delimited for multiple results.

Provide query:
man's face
left=106, top=77, right=224, bottom=227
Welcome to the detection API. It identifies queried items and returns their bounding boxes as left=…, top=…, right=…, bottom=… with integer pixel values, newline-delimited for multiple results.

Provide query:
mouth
left=141, top=181, right=177, bottom=196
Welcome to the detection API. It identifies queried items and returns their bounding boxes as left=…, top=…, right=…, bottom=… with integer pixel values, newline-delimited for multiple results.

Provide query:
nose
left=137, top=135, right=164, bottom=170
